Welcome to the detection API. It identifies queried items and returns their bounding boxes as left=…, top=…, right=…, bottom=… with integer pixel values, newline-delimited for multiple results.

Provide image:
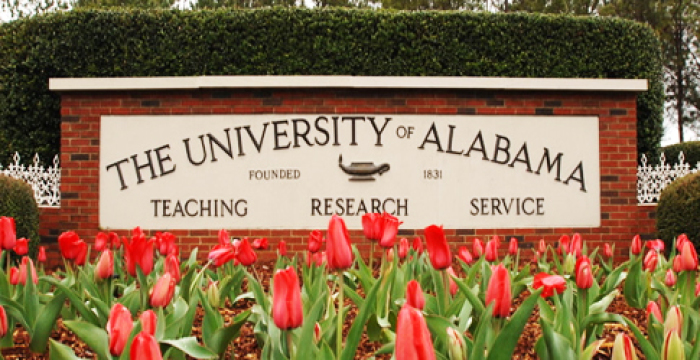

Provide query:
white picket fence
left=0, top=153, right=61, bottom=208
left=0, top=151, right=696, bottom=208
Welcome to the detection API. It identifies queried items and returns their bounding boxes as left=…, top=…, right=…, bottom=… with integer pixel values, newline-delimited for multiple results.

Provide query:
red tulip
left=677, top=234, right=689, bottom=250
left=603, top=243, right=613, bottom=258
left=646, top=301, right=663, bottom=323
left=164, top=253, right=180, bottom=283
left=0, top=216, right=16, bottom=251
left=13, top=238, right=28, bottom=256
left=95, top=232, right=108, bottom=252
left=0, top=305, right=6, bottom=338
left=58, top=231, right=86, bottom=261
left=307, top=251, right=326, bottom=267
left=139, top=310, right=157, bottom=336
left=665, top=269, right=677, bottom=287
left=575, top=256, right=593, bottom=289
left=208, top=243, right=236, bottom=267
left=532, top=272, right=567, bottom=298
left=405, top=280, right=425, bottom=310
left=399, top=238, right=409, bottom=259
left=150, top=273, right=176, bottom=308
left=570, top=233, right=582, bottom=257
left=95, top=250, right=114, bottom=281
left=18, top=256, right=37, bottom=285
left=123, top=229, right=155, bottom=276
left=130, top=332, right=163, bottom=360
left=631, top=234, right=642, bottom=255
left=107, top=303, right=133, bottom=356
left=673, top=255, right=683, bottom=273
left=645, top=239, right=665, bottom=252
left=379, top=213, right=402, bottom=249
left=412, top=237, right=423, bottom=254
left=236, top=238, right=257, bottom=266
left=484, top=239, right=498, bottom=262
left=9, top=267, right=19, bottom=285
left=278, top=240, right=287, bottom=257
left=218, top=229, right=230, bottom=246
left=395, top=304, right=436, bottom=360
left=508, top=238, right=518, bottom=256
left=37, top=246, right=46, bottom=263
left=558, top=234, right=570, bottom=255
left=361, top=213, right=383, bottom=241
left=457, top=246, right=473, bottom=265
left=446, top=267, right=458, bottom=296
left=155, top=232, right=177, bottom=256
left=486, top=264, right=511, bottom=317
left=537, top=239, right=547, bottom=255
left=424, top=225, right=451, bottom=270
left=308, top=230, right=325, bottom=254
left=643, top=250, right=658, bottom=272
left=272, top=267, right=303, bottom=330
left=252, top=237, right=269, bottom=250
left=326, top=215, right=353, bottom=270
left=75, top=241, right=88, bottom=266
left=679, top=241, right=698, bottom=271
left=472, top=239, right=483, bottom=258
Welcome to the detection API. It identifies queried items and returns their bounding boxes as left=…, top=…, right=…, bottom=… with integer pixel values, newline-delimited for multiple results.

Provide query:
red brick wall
left=37, top=88, right=657, bottom=268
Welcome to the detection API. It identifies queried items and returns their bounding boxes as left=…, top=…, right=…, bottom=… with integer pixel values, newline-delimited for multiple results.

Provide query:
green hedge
left=655, top=141, right=700, bottom=167
left=0, top=9, right=663, bottom=162
left=0, top=176, right=40, bottom=258
left=657, top=172, right=700, bottom=249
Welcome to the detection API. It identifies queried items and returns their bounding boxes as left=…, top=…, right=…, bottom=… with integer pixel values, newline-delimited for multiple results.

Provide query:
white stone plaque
left=100, top=115, right=600, bottom=229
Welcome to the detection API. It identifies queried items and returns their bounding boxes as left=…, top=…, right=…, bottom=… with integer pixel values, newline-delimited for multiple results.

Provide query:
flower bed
left=0, top=214, right=696, bottom=359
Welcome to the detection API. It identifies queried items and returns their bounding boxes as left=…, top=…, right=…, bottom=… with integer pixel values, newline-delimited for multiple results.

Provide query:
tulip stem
left=369, top=242, right=375, bottom=275
left=286, top=330, right=295, bottom=360
left=442, top=270, right=450, bottom=313
left=337, top=271, right=345, bottom=357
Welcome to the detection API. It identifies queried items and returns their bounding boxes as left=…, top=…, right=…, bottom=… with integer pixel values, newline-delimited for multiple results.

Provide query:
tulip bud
left=563, top=253, right=576, bottom=275
left=457, top=246, right=474, bottom=265
left=95, top=250, right=114, bottom=281
left=405, top=280, right=425, bottom=310
left=538, top=239, right=547, bottom=255
left=643, top=250, right=658, bottom=272
left=386, top=248, right=395, bottom=263
left=9, top=267, right=19, bottom=285
left=673, top=255, right=683, bottom=273
left=575, top=256, right=593, bottom=289
left=19, top=256, right=38, bottom=285
left=473, top=238, right=484, bottom=258
left=631, top=234, right=642, bottom=255
left=679, top=241, right=698, bottom=271
left=108, top=303, right=133, bottom=356
left=164, top=253, right=181, bottom=283
left=308, top=230, right=324, bottom=253
left=326, top=215, right=354, bottom=270
left=252, top=237, right=268, bottom=250
left=139, top=310, right=157, bottom=336
left=379, top=213, right=401, bottom=249
left=665, top=269, right=677, bottom=287
left=446, top=267, right=458, bottom=296
left=647, top=301, right=663, bottom=324
left=676, top=234, right=689, bottom=252
left=150, top=273, right=175, bottom=308
left=446, top=327, right=466, bottom=360
left=399, top=237, right=409, bottom=260
left=664, top=306, right=682, bottom=336
left=37, top=246, right=47, bottom=263
left=272, top=267, right=303, bottom=330
left=395, top=304, right=436, bottom=360
left=130, top=332, right=163, bottom=360
left=237, top=238, right=257, bottom=266
left=508, top=238, right=518, bottom=256
left=0, top=216, right=16, bottom=251
left=486, top=264, right=511, bottom=318
left=424, top=225, right=451, bottom=270
left=485, top=239, right=498, bottom=262
left=612, top=333, right=638, bottom=360
left=570, top=233, right=582, bottom=257
left=663, top=329, right=684, bottom=360
left=558, top=234, right=570, bottom=255
left=218, top=229, right=230, bottom=246
left=0, top=305, right=7, bottom=339
left=205, top=280, right=220, bottom=308
left=603, top=243, right=613, bottom=258
left=412, top=236, right=423, bottom=253
left=278, top=240, right=287, bottom=257
left=313, top=323, right=322, bottom=344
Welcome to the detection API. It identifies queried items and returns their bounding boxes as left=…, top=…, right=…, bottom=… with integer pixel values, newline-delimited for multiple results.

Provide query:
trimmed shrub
left=657, top=172, right=700, bottom=250
left=0, top=9, right=663, bottom=163
left=656, top=141, right=700, bottom=167
left=0, top=176, right=40, bottom=258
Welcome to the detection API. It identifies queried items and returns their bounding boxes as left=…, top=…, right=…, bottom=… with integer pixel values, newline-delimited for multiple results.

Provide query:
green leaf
left=41, top=277, right=100, bottom=325
left=49, top=339, right=88, bottom=360
left=624, top=317, right=660, bottom=360
left=209, top=310, right=250, bottom=355
left=296, top=295, right=327, bottom=360
left=29, top=292, right=68, bottom=353
left=162, top=337, right=218, bottom=359
left=339, top=270, right=382, bottom=360
left=62, top=320, right=111, bottom=360
left=539, top=320, right=576, bottom=359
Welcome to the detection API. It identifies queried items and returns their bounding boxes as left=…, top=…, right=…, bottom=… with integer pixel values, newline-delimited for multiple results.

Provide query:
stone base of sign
left=37, top=78, right=656, bottom=268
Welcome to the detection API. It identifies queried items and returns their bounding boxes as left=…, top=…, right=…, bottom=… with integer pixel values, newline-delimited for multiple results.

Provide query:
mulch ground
left=0, top=261, right=648, bottom=359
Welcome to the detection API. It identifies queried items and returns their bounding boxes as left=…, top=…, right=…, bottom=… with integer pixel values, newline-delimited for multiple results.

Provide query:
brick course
left=38, top=88, right=657, bottom=267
